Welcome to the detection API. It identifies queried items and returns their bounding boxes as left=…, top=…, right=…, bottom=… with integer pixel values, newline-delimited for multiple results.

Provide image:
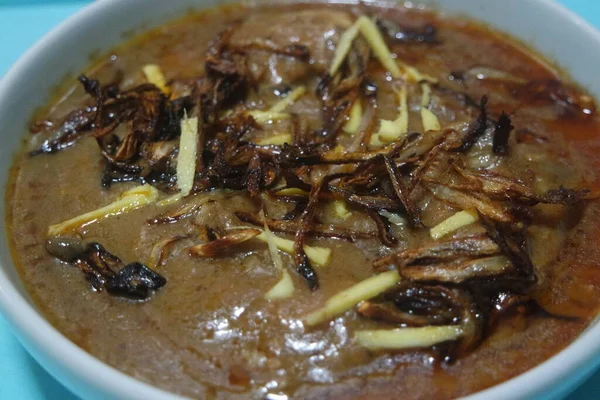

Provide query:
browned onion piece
left=329, top=186, right=400, bottom=211
left=148, top=200, right=205, bottom=224
left=427, top=183, right=520, bottom=224
left=30, top=107, right=96, bottom=155
left=452, top=288, right=484, bottom=357
left=371, top=283, right=483, bottom=359
left=235, top=212, right=377, bottom=241
left=480, top=216, right=536, bottom=283
left=148, top=236, right=190, bottom=269
left=140, top=140, right=178, bottom=166
left=366, top=209, right=398, bottom=247
left=401, top=256, right=512, bottom=283
left=444, top=161, right=593, bottom=207
left=189, top=228, right=261, bottom=257
left=357, top=300, right=455, bottom=327
left=293, top=179, right=325, bottom=291
left=452, top=161, right=537, bottom=200
left=49, top=241, right=165, bottom=300
left=358, top=283, right=484, bottom=353
left=373, top=234, right=500, bottom=271
left=407, top=135, right=452, bottom=193
left=453, top=96, right=488, bottom=152
left=384, top=155, right=422, bottom=226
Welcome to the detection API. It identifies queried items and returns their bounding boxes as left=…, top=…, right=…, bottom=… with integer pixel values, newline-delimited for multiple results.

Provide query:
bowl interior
left=1, top=1, right=600, bottom=399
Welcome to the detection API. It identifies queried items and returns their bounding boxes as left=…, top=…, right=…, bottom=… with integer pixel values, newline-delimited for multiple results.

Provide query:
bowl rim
left=1, top=0, right=600, bottom=399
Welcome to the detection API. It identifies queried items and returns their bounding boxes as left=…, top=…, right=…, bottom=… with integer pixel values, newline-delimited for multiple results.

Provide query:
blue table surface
left=2, top=0, right=600, bottom=398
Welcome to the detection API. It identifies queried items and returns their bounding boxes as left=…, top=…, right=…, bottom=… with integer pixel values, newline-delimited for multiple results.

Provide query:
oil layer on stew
left=7, top=2, right=600, bottom=399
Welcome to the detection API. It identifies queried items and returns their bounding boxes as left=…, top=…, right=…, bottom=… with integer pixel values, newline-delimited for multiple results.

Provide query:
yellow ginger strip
left=330, top=17, right=401, bottom=78
left=329, top=22, right=361, bottom=76
left=255, top=232, right=331, bottom=267
left=143, top=64, right=170, bottom=95
left=398, top=62, right=438, bottom=84
left=333, top=199, right=352, bottom=220
left=157, top=116, right=199, bottom=206
left=264, top=223, right=295, bottom=300
left=371, top=86, right=408, bottom=145
left=421, top=112, right=440, bottom=132
left=369, top=133, right=386, bottom=148
left=248, top=86, right=306, bottom=124
left=247, top=111, right=291, bottom=125
left=357, top=16, right=402, bottom=78
left=332, top=144, right=345, bottom=153
left=343, top=100, right=363, bottom=135
left=379, top=86, right=409, bottom=141
left=274, top=188, right=309, bottom=197
left=266, top=270, right=295, bottom=300
left=305, top=270, right=401, bottom=326
left=421, top=82, right=432, bottom=105
left=420, top=83, right=441, bottom=132
left=157, top=194, right=184, bottom=207
left=263, top=223, right=294, bottom=300
left=189, top=229, right=261, bottom=257
left=355, top=325, right=464, bottom=350
left=379, top=210, right=406, bottom=226
left=270, top=86, right=307, bottom=112
left=256, top=133, right=293, bottom=146
left=329, top=16, right=436, bottom=84
left=430, top=210, right=479, bottom=240
left=176, top=116, right=199, bottom=197
left=48, top=185, right=159, bottom=236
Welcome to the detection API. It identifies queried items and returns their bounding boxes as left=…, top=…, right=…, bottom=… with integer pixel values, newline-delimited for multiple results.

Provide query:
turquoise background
left=1, top=0, right=599, bottom=398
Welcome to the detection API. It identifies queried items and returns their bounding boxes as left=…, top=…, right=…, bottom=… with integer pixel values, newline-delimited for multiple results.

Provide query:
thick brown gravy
left=7, top=2, right=600, bottom=399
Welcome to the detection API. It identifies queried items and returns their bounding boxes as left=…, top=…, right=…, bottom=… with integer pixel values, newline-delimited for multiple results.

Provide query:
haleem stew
left=6, top=2, right=600, bottom=399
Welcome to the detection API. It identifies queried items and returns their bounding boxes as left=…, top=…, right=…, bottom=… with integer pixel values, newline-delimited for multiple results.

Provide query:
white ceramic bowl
left=1, top=0, right=600, bottom=399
